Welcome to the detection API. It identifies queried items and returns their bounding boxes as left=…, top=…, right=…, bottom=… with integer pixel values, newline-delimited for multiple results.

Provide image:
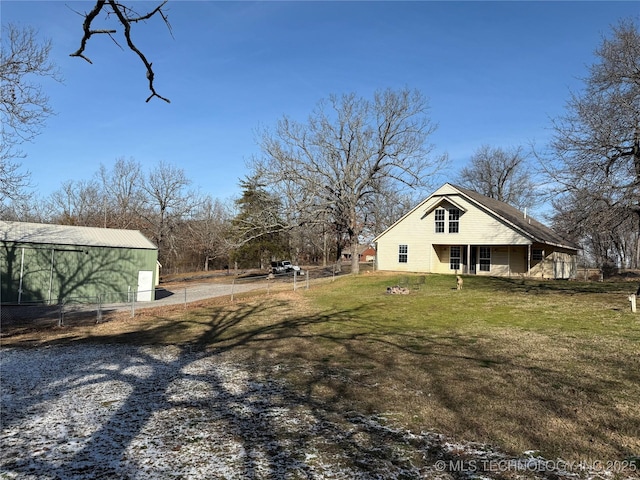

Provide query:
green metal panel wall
left=1, top=241, right=158, bottom=304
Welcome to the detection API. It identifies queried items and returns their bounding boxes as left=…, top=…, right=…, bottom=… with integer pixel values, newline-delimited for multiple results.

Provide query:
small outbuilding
left=0, top=221, right=158, bottom=304
left=374, top=183, right=580, bottom=279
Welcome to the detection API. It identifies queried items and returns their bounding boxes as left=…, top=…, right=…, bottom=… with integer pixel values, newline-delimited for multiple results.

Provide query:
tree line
left=1, top=11, right=639, bottom=273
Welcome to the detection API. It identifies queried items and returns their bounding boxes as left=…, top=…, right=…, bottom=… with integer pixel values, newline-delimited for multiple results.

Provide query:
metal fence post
left=96, top=295, right=102, bottom=324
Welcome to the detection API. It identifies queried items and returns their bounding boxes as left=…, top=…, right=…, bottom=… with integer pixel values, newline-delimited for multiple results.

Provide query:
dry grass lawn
left=2, top=273, right=639, bottom=464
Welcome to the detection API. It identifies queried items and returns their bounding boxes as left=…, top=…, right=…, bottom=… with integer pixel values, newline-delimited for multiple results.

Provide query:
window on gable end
left=449, top=208, right=460, bottom=233
left=398, top=244, right=408, bottom=263
left=435, top=208, right=445, bottom=233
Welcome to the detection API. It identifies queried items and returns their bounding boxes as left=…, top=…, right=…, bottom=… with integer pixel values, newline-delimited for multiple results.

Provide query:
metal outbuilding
left=0, top=221, right=159, bottom=304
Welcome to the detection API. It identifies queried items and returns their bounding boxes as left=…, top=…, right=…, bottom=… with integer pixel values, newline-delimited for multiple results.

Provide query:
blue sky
left=2, top=1, right=639, bottom=204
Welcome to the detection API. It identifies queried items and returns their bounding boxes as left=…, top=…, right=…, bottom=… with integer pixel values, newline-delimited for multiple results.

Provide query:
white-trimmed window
left=532, top=249, right=544, bottom=261
left=450, top=246, right=461, bottom=270
left=435, top=208, right=445, bottom=233
left=479, top=247, right=491, bottom=272
left=448, top=208, right=460, bottom=233
left=399, top=244, right=408, bottom=263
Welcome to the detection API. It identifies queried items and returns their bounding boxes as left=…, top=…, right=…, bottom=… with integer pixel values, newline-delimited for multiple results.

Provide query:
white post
left=48, top=248, right=55, bottom=304
left=96, top=295, right=102, bottom=324
left=629, top=294, right=637, bottom=313
left=18, top=247, right=25, bottom=304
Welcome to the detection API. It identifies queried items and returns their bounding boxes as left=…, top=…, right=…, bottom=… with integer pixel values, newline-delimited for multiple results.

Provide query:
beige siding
left=479, top=247, right=510, bottom=277
left=510, top=246, right=527, bottom=275
left=376, top=184, right=530, bottom=273
left=375, top=184, right=578, bottom=278
left=376, top=208, right=433, bottom=271
left=432, top=245, right=447, bottom=274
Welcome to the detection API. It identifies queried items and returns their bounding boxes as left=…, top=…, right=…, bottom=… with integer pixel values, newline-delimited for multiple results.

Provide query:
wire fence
left=0, top=265, right=347, bottom=331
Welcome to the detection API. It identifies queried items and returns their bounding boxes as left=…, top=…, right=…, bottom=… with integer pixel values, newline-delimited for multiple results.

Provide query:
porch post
left=527, top=244, right=531, bottom=277
left=467, top=244, right=471, bottom=274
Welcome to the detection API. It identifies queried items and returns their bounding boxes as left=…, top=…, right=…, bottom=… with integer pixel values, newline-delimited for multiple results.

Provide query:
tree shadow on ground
left=1, top=297, right=638, bottom=478
left=484, top=276, right=635, bottom=295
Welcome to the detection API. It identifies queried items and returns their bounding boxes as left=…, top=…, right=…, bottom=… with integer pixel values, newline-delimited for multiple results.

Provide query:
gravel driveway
left=1, top=344, right=619, bottom=480
left=144, top=281, right=266, bottom=309
left=0, top=344, right=458, bottom=479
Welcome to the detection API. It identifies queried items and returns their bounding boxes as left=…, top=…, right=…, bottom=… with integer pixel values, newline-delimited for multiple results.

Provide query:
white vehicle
left=281, top=261, right=301, bottom=272
left=270, top=261, right=285, bottom=274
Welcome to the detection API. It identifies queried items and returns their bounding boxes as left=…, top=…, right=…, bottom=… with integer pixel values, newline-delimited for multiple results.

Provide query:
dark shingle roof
left=449, top=184, right=579, bottom=251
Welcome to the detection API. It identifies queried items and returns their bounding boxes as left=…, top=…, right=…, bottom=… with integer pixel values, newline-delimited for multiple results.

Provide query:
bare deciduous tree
left=69, top=0, right=172, bottom=103
left=0, top=23, right=62, bottom=202
left=542, top=19, right=640, bottom=269
left=98, top=157, right=146, bottom=229
left=141, top=160, right=195, bottom=263
left=551, top=189, right=637, bottom=270
left=49, top=179, right=103, bottom=226
left=457, top=145, right=539, bottom=211
left=252, top=88, right=447, bottom=274
left=186, top=195, right=232, bottom=271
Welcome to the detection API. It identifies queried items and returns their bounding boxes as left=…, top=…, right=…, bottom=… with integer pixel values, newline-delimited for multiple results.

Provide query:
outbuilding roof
left=0, top=221, right=157, bottom=250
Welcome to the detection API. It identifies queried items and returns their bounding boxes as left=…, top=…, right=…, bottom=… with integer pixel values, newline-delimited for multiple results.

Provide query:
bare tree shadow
left=2, top=298, right=638, bottom=478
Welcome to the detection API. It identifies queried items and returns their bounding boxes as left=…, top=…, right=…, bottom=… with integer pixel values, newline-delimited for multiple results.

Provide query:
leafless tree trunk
left=141, top=161, right=195, bottom=266
left=541, top=20, right=640, bottom=270
left=252, top=88, right=447, bottom=274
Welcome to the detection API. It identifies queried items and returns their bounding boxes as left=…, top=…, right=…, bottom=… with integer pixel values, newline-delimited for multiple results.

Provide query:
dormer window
left=434, top=206, right=460, bottom=233
left=435, top=208, right=445, bottom=233
left=449, top=208, right=460, bottom=233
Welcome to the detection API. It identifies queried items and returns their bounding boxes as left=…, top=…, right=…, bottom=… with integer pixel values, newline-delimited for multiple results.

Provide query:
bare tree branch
left=457, top=145, right=540, bottom=212
left=252, top=88, right=448, bottom=273
left=1, top=23, right=62, bottom=202
left=69, top=0, right=171, bottom=103
left=542, top=19, right=640, bottom=269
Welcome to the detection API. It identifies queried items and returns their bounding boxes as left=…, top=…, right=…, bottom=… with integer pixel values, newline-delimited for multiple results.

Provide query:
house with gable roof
left=374, top=183, right=579, bottom=279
